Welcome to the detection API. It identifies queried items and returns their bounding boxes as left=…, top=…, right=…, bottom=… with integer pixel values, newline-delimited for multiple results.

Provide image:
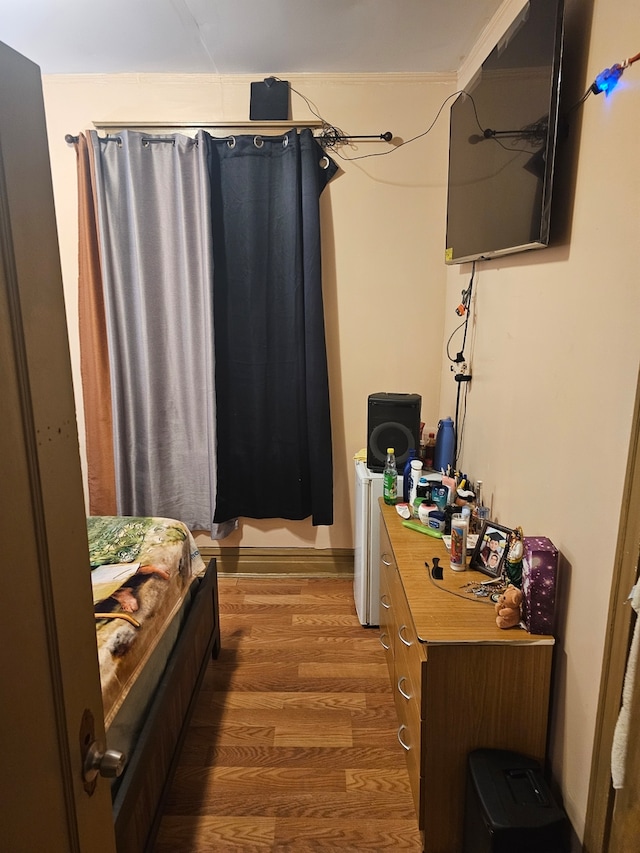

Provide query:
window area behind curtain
left=78, top=128, right=336, bottom=534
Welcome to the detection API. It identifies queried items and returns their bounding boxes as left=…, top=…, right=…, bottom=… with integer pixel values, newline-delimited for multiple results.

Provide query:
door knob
left=83, top=740, right=126, bottom=783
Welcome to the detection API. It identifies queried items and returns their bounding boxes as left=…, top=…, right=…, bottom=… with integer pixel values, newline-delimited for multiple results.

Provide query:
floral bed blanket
left=88, top=516, right=206, bottom=728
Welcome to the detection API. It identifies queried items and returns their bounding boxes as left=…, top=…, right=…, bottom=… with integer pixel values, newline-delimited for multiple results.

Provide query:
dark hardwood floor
left=154, top=576, right=423, bottom=852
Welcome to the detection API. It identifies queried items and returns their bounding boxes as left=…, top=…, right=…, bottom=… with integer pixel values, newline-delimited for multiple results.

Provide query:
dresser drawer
left=378, top=547, right=395, bottom=677
left=392, top=578, right=426, bottom=709
left=395, top=675, right=424, bottom=823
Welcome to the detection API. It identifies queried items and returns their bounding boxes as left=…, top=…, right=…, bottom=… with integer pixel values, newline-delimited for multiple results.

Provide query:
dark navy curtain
left=205, top=129, right=337, bottom=526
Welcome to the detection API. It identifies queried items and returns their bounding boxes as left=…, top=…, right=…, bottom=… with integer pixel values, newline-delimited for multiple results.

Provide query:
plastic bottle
left=433, top=417, right=455, bottom=473
left=424, top=431, right=436, bottom=469
left=402, top=448, right=417, bottom=502
left=409, top=459, right=424, bottom=511
left=383, top=447, right=398, bottom=505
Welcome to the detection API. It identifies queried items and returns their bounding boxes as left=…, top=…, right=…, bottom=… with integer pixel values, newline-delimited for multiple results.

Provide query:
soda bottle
left=383, top=447, right=398, bottom=505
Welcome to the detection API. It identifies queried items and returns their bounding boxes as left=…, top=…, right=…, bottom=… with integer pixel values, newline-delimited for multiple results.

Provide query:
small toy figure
left=505, top=526, right=524, bottom=587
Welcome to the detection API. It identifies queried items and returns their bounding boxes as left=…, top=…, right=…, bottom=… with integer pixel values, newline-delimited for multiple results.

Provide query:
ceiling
left=0, top=0, right=506, bottom=76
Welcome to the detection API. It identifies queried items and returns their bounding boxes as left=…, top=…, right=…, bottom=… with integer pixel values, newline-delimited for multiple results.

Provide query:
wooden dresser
left=378, top=501, right=554, bottom=853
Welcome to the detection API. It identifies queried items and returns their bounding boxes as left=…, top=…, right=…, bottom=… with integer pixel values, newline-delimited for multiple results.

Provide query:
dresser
left=378, top=501, right=554, bottom=852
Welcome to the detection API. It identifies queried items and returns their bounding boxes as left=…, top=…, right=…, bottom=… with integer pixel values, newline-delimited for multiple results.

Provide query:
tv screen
left=445, top=0, right=565, bottom=265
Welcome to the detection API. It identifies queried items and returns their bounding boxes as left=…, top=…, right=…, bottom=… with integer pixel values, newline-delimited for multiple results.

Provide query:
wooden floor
left=154, top=576, right=423, bottom=852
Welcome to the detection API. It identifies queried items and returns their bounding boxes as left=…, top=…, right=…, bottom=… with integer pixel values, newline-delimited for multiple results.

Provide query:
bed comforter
left=88, top=516, right=206, bottom=727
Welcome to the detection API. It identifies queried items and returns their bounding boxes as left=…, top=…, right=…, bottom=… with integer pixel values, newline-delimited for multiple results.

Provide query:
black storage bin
left=463, top=749, right=570, bottom=853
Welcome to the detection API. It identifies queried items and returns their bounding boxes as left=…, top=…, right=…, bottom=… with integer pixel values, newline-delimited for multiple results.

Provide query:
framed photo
left=470, top=521, right=513, bottom=578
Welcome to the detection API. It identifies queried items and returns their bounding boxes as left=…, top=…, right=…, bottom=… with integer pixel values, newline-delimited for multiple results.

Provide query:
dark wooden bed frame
left=112, top=557, right=220, bottom=853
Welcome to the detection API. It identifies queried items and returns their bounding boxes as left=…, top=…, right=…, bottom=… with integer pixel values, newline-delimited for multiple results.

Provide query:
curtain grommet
left=253, top=136, right=264, bottom=149
left=282, top=136, right=289, bottom=149
left=320, top=156, right=330, bottom=170
left=227, top=136, right=236, bottom=149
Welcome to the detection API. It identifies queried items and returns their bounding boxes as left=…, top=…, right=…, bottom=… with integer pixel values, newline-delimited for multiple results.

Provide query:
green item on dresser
left=402, top=519, right=443, bottom=538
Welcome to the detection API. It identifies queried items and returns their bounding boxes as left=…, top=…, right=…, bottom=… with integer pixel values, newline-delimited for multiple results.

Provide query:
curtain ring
left=254, top=136, right=264, bottom=149
left=320, top=155, right=330, bottom=170
left=227, top=136, right=236, bottom=149
left=282, top=136, right=289, bottom=149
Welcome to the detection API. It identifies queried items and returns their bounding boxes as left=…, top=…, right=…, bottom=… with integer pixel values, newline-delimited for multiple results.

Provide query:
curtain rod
left=64, top=120, right=394, bottom=147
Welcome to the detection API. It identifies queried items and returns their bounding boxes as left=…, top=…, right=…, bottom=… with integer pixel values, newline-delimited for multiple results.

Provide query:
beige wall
left=42, top=71, right=452, bottom=551
left=41, top=0, right=638, bottom=840
left=442, top=0, right=640, bottom=840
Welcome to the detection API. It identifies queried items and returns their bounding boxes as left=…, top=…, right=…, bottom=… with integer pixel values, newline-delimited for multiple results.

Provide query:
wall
left=441, top=0, right=640, bottom=840
left=42, top=71, right=453, bottom=551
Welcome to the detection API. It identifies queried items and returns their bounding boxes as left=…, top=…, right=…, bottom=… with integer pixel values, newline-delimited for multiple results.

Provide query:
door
left=608, top=587, right=640, bottom=851
left=0, top=42, right=116, bottom=852
left=584, top=363, right=640, bottom=853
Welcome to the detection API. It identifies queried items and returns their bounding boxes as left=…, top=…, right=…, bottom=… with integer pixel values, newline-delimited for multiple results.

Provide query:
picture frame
left=470, top=521, right=513, bottom=578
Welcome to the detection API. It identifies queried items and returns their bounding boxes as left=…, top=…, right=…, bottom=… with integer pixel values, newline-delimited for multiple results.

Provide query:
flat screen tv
left=445, top=0, right=565, bottom=265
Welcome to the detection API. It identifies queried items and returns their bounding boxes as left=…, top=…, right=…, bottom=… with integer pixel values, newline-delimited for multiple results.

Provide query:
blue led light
left=593, top=64, right=624, bottom=95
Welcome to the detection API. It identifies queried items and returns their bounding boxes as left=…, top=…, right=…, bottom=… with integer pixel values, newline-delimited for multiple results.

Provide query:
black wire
left=332, top=90, right=469, bottom=161
left=276, top=79, right=349, bottom=146
left=283, top=80, right=484, bottom=161
left=455, top=381, right=470, bottom=468
left=446, top=261, right=475, bottom=364
left=446, top=319, right=469, bottom=363
left=565, top=86, right=593, bottom=116
left=454, top=377, right=463, bottom=468
left=453, top=262, right=475, bottom=466
left=458, top=262, right=475, bottom=358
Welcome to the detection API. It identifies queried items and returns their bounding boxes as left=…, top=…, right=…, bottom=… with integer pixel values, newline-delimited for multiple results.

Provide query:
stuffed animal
left=494, top=584, right=523, bottom=629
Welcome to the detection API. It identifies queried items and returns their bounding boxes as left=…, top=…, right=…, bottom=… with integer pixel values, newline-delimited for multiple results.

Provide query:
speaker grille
left=367, top=392, right=421, bottom=472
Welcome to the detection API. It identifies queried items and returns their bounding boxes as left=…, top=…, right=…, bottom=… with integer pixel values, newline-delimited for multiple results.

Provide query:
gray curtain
left=89, top=130, right=218, bottom=530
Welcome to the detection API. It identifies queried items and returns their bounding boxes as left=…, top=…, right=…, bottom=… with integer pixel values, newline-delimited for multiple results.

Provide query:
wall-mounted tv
left=445, top=0, right=565, bottom=265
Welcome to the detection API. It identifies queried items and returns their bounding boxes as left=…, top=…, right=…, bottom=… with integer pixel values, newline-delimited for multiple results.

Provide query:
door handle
left=79, top=707, right=126, bottom=793
left=83, top=741, right=126, bottom=783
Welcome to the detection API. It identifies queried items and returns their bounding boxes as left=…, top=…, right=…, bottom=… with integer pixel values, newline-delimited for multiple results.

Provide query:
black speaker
left=250, top=79, right=290, bottom=120
left=367, top=392, right=422, bottom=472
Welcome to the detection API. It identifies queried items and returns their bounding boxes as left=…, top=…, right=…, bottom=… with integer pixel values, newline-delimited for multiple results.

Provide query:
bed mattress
left=88, top=516, right=206, bottom=728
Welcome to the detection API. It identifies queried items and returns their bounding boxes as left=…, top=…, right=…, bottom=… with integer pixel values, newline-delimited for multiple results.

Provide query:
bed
left=88, top=516, right=221, bottom=853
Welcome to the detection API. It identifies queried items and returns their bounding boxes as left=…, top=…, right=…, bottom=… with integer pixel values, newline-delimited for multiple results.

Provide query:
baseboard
left=197, top=546, right=355, bottom=577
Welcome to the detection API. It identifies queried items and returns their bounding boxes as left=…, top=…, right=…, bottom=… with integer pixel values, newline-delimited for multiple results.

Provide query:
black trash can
left=463, top=749, right=570, bottom=853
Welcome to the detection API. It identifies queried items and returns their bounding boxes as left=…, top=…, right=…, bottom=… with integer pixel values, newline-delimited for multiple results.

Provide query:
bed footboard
left=112, top=557, right=220, bottom=853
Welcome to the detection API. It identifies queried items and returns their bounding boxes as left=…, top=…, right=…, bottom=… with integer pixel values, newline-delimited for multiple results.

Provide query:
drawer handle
left=380, top=594, right=391, bottom=610
left=381, top=553, right=392, bottom=567
left=397, top=676, right=412, bottom=700
left=398, top=624, right=412, bottom=647
left=397, top=724, right=411, bottom=751
left=379, top=632, right=390, bottom=651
